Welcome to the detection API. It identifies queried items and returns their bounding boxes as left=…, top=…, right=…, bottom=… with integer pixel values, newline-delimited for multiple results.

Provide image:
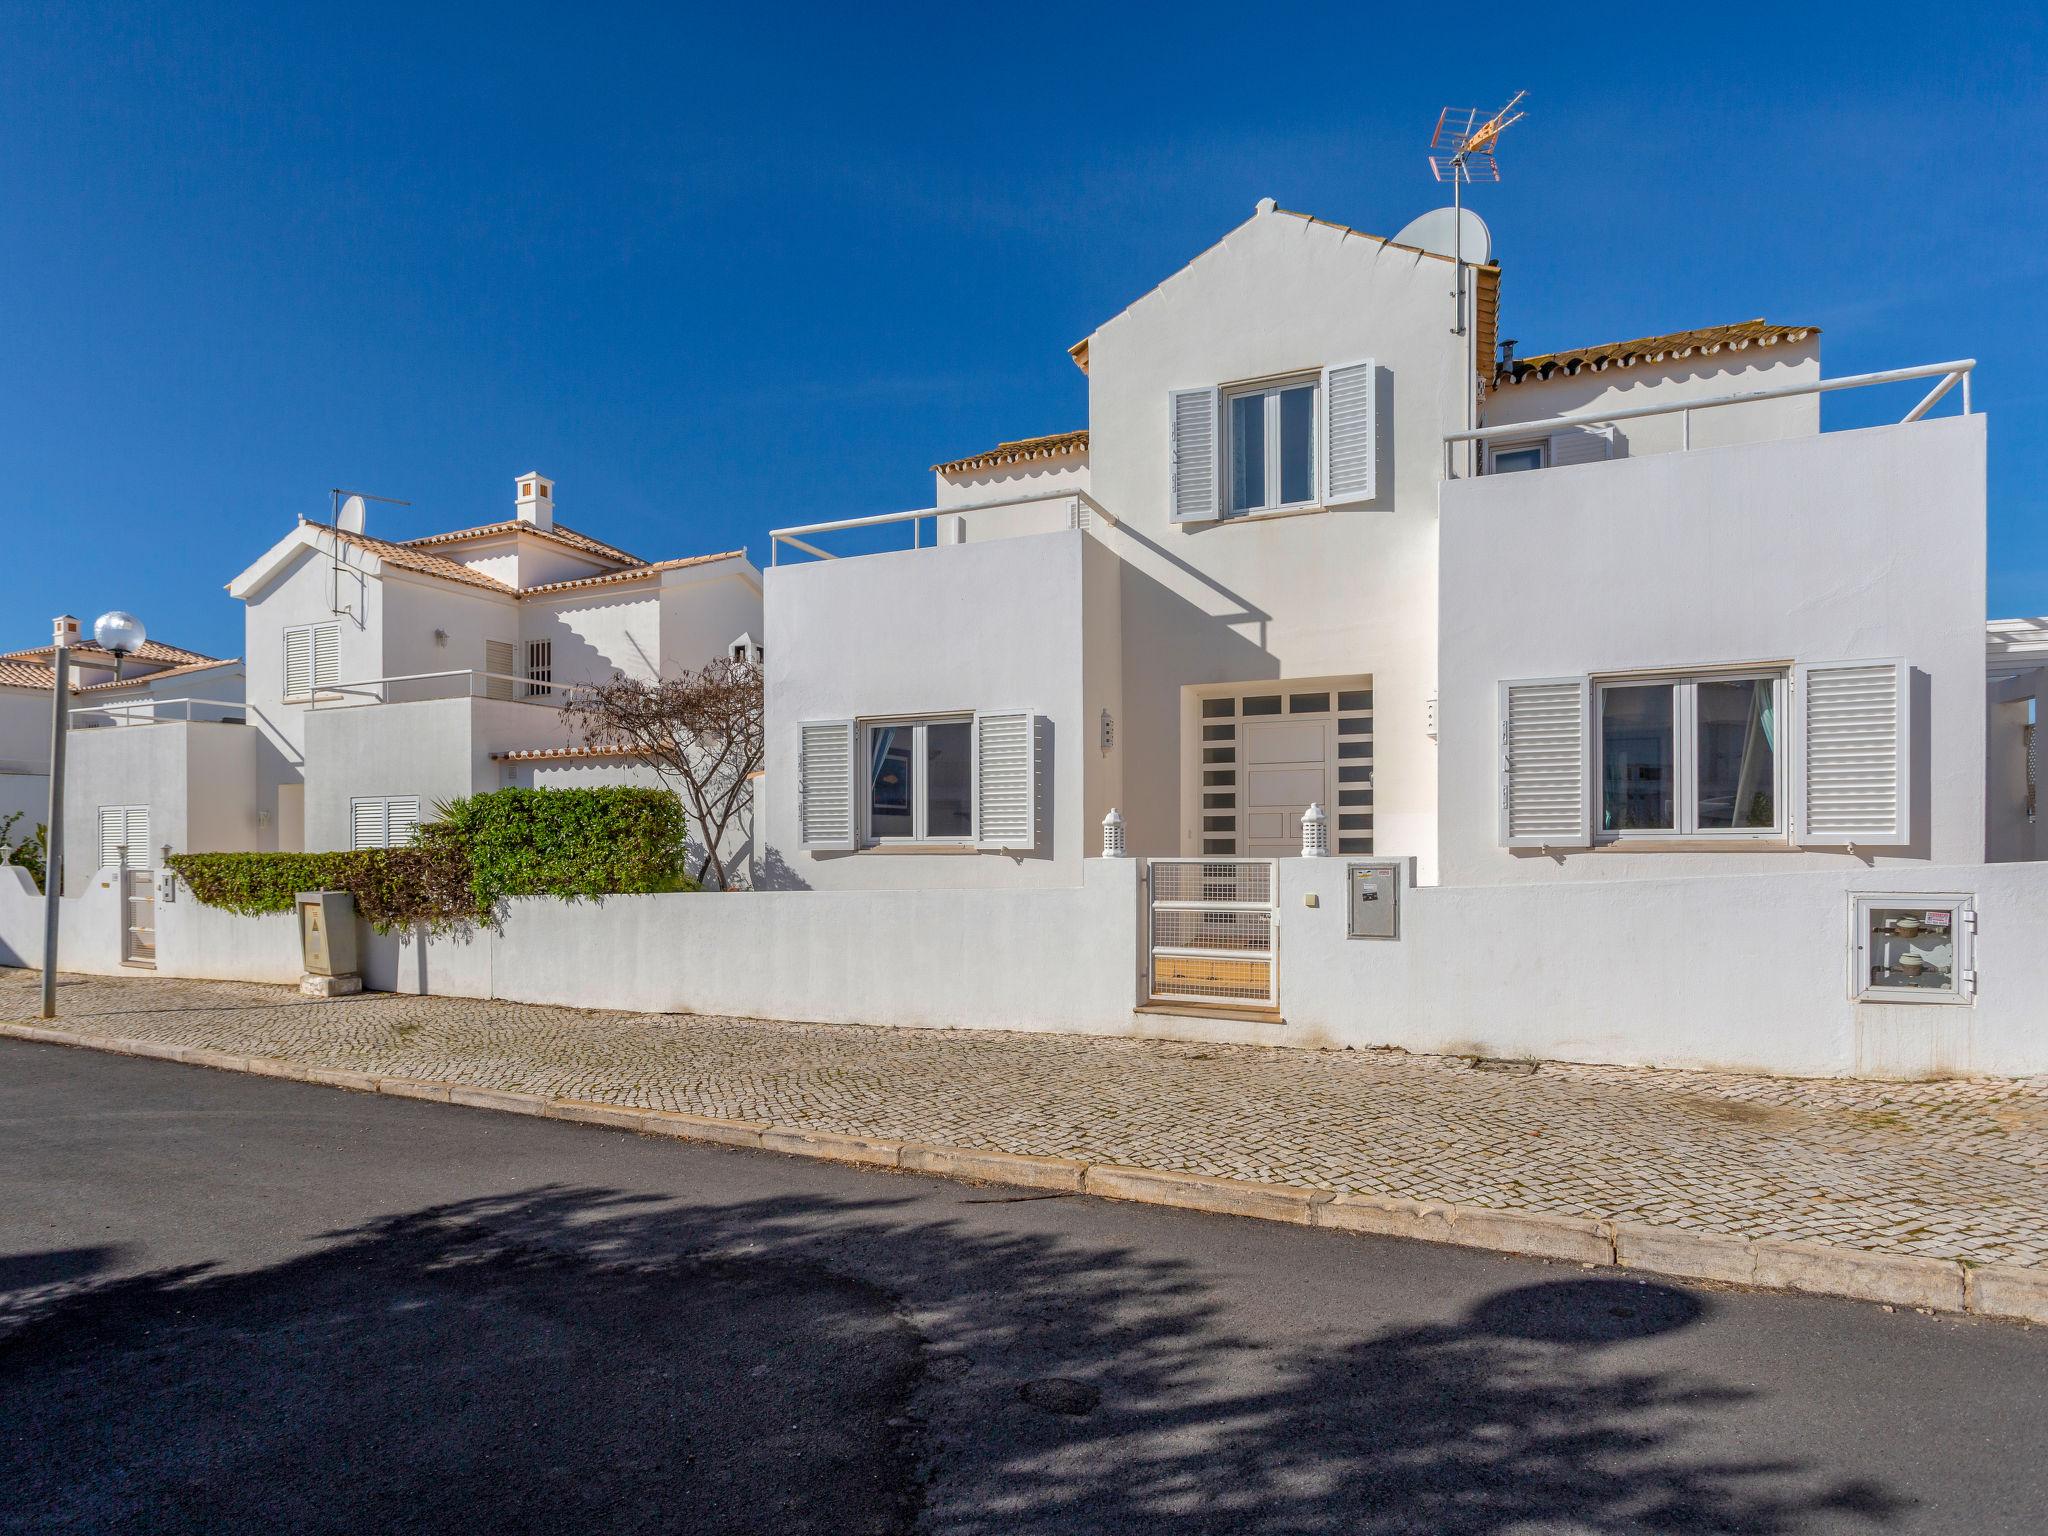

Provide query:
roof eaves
left=1496, top=320, right=1821, bottom=385
left=932, top=430, right=1089, bottom=476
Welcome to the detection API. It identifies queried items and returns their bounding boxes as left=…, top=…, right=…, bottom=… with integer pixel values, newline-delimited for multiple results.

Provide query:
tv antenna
left=325, top=487, right=412, bottom=619
left=1428, top=92, right=1526, bottom=338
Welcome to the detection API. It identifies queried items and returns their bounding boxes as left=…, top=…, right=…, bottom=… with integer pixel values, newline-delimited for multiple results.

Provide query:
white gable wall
left=1084, top=206, right=1468, bottom=876
left=658, top=565, right=764, bottom=673
left=937, top=452, right=1092, bottom=542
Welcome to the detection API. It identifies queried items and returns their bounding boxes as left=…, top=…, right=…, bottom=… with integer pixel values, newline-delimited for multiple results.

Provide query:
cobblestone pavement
left=8, top=966, right=2047, bottom=1268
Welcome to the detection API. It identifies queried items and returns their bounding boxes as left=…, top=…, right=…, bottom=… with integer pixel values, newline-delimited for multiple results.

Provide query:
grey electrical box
left=1346, top=861, right=1404, bottom=940
left=296, top=890, right=359, bottom=977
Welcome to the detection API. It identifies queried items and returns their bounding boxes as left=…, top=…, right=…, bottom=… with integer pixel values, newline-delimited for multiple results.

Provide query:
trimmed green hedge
left=422, top=786, right=695, bottom=912
left=168, top=786, right=694, bottom=931
left=167, top=847, right=479, bottom=932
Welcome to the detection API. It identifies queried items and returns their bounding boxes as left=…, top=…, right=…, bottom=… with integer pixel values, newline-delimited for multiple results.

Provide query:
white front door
left=1241, top=718, right=1332, bottom=856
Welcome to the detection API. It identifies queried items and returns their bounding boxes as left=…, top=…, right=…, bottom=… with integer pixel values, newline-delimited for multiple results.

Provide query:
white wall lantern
left=1301, top=802, right=1328, bottom=858
left=1102, top=808, right=1126, bottom=858
left=1851, top=893, right=1976, bottom=1004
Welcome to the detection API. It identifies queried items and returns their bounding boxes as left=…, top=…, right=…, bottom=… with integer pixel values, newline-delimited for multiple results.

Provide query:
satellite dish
left=338, top=494, right=367, bottom=534
left=1392, top=206, right=1492, bottom=265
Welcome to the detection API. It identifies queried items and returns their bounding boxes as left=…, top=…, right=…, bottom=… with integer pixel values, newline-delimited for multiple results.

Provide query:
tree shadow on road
left=0, top=1183, right=1907, bottom=1535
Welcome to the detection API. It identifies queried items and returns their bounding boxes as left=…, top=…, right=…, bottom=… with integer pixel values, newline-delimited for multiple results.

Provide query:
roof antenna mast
left=1429, top=92, right=1526, bottom=340
left=324, top=487, right=412, bottom=620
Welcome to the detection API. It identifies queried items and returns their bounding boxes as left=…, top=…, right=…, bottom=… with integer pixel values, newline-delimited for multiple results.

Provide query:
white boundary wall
left=6, top=859, right=2046, bottom=1079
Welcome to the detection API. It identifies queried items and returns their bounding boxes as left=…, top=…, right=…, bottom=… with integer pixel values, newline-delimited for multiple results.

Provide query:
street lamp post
left=94, top=610, right=148, bottom=685
left=40, top=615, right=78, bottom=1020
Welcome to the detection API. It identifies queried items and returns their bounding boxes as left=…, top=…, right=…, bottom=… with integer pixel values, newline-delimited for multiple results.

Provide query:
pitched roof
left=519, top=551, right=747, bottom=597
left=0, top=654, right=240, bottom=695
left=932, top=430, right=1089, bottom=476
left=1495, top=320, right=1819, bottom=386
left=312, top=523, right=519, bottom=593
left=0, top=638, right=219, bottom=666
left=405, top=519, right=644, bottom=568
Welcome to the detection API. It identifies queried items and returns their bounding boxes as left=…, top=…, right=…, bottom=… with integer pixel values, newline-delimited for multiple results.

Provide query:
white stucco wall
left=60, top=721, right=260, bottom=892
left=1439, top=414, right=1988, bottom=885
left=0, top=689, right=50, bottom=775
left=763, top=529, right=1108, bottom=888
left=1483, top=341, right=1822, bottom=457
left=657, top=565, right=765, bottom=674
left=523, top=590, right=663, bottom=683
left=937, top=453, right=1092, bottom=542
left=1082, top=204, right=1464, bottom=880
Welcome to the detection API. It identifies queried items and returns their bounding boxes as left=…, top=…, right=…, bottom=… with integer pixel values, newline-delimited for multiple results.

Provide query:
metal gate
left=122, top=867, right=156, bottom=967
left=1147, top=858, right=1278, bottom=1008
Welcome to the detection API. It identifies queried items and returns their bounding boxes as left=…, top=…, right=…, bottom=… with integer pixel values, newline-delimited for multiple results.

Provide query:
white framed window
left=350, top=796, right=421, bottom=850
left=98, top=805, right=150, bottom=871
left=525, top=640, right=553, bottom=697
left=283, top=622, right=339, bottom=700
left=863, top=716, right=974, bottom=844
left=1488, top=442, right=1546, bottom=474
left=1597, top=672, right=1786, bottom=839
left=1224, top=375, right=1319, bottom=516
left=1852, top=893, right=1975, bottom=1004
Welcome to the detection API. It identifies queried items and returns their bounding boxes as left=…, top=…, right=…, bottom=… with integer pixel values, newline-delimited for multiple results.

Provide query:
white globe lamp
left=92, top=610, right=148, bottom=681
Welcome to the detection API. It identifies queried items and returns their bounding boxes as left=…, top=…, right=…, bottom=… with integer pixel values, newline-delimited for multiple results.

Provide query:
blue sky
left=5, top=1, right=2044, bottom=659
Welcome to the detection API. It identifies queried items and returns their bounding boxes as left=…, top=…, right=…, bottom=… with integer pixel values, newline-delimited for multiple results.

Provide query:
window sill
left=856, top=843, right=982, bottom=856
left=1211, top=502, right=1329, bottom=528
left=1590, top=838, right=1794, bottom=854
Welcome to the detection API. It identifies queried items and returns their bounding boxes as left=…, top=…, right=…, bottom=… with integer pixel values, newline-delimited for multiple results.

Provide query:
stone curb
left=4, top=1018, right=2041, bottom=1325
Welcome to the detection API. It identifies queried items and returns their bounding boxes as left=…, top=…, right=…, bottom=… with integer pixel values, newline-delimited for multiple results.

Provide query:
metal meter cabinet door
left=1346, top=860, right=1403, bottom=940
left=296, top=890, right=360, bottom=977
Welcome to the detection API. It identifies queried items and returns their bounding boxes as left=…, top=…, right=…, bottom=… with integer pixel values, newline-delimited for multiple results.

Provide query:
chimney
left=515, top=472, right=555, bottom=531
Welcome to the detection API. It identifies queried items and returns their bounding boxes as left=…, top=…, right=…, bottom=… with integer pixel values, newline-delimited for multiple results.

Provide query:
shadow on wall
left=0, top=1184, right=1903, bottom=1534
left=753, top=845, right=813, bottom=891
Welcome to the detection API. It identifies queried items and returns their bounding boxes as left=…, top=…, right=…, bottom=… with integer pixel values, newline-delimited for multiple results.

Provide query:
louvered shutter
left=1321, top=358, right=1378, bottom=506
left=312, top=624, right=339, bottom=689
left=1792, top=659, right=1910, bottom=846
left=126, top=807, right=151, bottom=866
left=1547, top=424, right=1615, bottom=466
left=98, top=808, right=125, bottom=871
left=1169, top=387, right=1220, bottom=523
left=798, top=720, right=856, bottom=850
left=485, top=640, right=515, bottom=701
left=386, top=798, right=421, bottom=847
left=285, top=627, right=312, bottom=698
left=973, top=711, right=1036, bottom=850
left=350, top=798, right=387, bottom=851
left=1498, top=678, right=1593, bottom=848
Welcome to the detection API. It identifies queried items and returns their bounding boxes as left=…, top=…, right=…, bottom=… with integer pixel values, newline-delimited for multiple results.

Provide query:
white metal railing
left=1147, top=857, right=1278, bottom=1009
left=70, top=696, right=245, bottom=726
left=1444, top=358, right=1977, bottom=477
left=305, top=670, right=563, bottom=709
left=770, top=489, right=1116, bottom=565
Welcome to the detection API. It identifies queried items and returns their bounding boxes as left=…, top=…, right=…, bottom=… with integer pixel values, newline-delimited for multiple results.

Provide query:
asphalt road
left=3, top=1041, right=2044, bottom=1534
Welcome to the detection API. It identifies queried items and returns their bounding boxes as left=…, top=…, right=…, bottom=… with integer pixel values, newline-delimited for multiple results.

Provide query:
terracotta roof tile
left=312, top=522, right=522, bottom=593
left=1496, top=320, right=1819, bottom=385
left=75, top=657, right=241, bottom=694
left=1, top=638, right=219, bottom=666
left=519, top=551, right=747, bottom=597
left=0, top=655, right=240, bottom=695
left=488, top=744, right=651, bottom=762
left=405, top=519, right=644, bottom=567
left=933, top=430, right=1089, bottom=476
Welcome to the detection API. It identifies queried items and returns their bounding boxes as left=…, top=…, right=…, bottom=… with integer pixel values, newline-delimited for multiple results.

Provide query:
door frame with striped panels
left=1192, top=680, right=1373, bottom=858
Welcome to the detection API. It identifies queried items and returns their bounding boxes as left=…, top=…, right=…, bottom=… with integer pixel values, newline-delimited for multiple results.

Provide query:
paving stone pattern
left=7, top=968, right=2046, bottom=1268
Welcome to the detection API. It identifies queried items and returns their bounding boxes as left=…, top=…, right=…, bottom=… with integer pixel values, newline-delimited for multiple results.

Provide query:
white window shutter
left=1169, top=387, right=1220, bottom=523
left=1321, top=358, right=1378, bottom=506
left=1548, top=424, right=1615, bottom=467
left=1498, top=678, right=1593, bottom=848
left=798, top=720, right=856, bottom=851
left=285, top=627, right=311, bottom=698
left=387, top=798, right=421, bottom=847
left=485, top=640, right=515, bottom=701
left=1793, top=659, right=1911, bottom=847
left=350, top=799, right=386, bottom=851
left=973, top=711, right=1036, bottom=850
left=312, top=623, right=339, bottom=689
left=98, top=808, right=124, bottom=871
left=127, top=807, right=151, bottom=865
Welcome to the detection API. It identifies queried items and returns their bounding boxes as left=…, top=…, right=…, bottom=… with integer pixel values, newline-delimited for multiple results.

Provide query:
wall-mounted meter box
left=1851, top=893, right=1975, bottom=1004
left=296, top=890, right=359, bottom=978
left=1346, top=860, right=1409, bottom=940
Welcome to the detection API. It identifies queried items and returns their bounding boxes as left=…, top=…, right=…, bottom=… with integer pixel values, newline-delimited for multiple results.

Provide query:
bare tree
left=560, top=658, right=764, bottom=890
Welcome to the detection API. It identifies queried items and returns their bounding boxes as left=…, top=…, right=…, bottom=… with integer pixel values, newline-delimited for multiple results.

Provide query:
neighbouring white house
left=0, top=633, right=246, bottom=890
left=51, top=472, right=759, bottom=927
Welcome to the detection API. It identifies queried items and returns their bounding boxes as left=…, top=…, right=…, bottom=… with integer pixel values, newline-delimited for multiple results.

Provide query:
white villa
left=54, top=473, right=760, bottom=905
left=11, top=194, right=2048, bottom=1080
